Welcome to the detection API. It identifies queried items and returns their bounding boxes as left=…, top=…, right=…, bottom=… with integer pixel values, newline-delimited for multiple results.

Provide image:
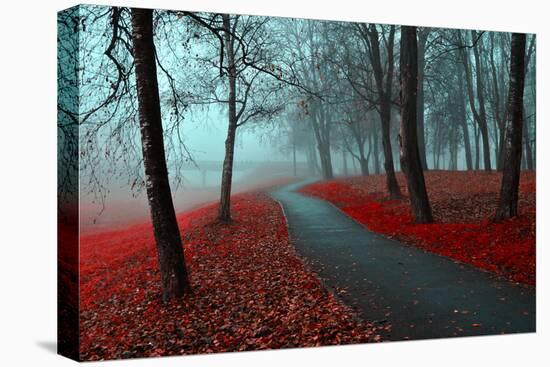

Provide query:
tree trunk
left=381, top=101, right=401, bottom=197
left=351, top=153, right=358, bottom=174
left=399, top=26, right=433, bottom=223
left=495, top=33, right=527, bottom=222
left=358, top=145, right=369, bottom=176
left=131, top=8, right=191, bottom=301
left=311, top=104, right=333, bottom=180
left=489, top=33, right=506, bottom=171
left=523, top=35, right=535, bottom=171
left=474, top=125, right=480, bottom=170
left=471, top=31, right=492, bottom=171
left=417, top=28, right=430, bottom=171
left=219, top=14, right=237, bottom=222
left=523, top=109, right=533, bottom=170
left=367, top=25, right=401, bottom=197
left=460, top=31, right=491, bottom=171
left=342, top=149, right=348, bottom=176
left=372, top=124, right=381, bottom=174
left=293, top=137, right=297, bottom=176
left=317, top=141, right=334, bottom=179
left=457, top=66, right=473, bottom=170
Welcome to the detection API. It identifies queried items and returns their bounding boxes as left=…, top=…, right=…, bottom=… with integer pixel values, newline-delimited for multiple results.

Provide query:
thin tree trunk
left=366, top=131, right=373, bottom=175
left=317, top=141, right=334, bottom=179
left=342, top=149, right=348, bottom=176
left=457, top=66, right=473, bottom=170
left=495, top=33, right=527, bottom=221
left=523, top=109, right=533, bottom=170
left=381, top=101, right=401, bottom=197
left=489, top=33, right=506, bottom=171
left=471, top=31, right=492, bottom=171
left=417, top=28, right=430, bottom=170
left=351, top=153, right=358, bottom=174
left=359, top=148, right=369, bottom=176
left=131, top=8, right=190, bottom=301
left=460, top=31, right=491, bottom=171
left=399, top=26, right=433, bottom=223
left=219, top=14, right=237, bottom=222
left=366, top=25, right=401, bottom=197
left=474, top=125, right=480, bottom=170
left=293, top=136, right=297, bottom=176
left=523, top=35, right=535, bottom=171
left=372, top=124, right=381, bottom=174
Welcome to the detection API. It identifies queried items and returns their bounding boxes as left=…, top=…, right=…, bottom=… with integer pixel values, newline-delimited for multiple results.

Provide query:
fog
left=56, top=6, right=536, bottom=232
left=79, top=105, right=305, bottom=232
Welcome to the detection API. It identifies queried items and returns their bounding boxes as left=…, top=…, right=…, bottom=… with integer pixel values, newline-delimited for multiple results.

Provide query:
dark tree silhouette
left=495, top=33, right=527, bottom=222
left=218, top=14, right=239, bottom=222
left=459, top=31, right=492, bottom=171
left=359, top=24, right=402, bottom=198
left=131, top=8, right=191, bottom=301
left=399, top=26, right=434, bottom=224
left=416, top=27, right=430, bottom=171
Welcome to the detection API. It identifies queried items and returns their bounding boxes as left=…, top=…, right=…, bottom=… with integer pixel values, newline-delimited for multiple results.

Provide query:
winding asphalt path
left=271, top=179, right=535, bottom=341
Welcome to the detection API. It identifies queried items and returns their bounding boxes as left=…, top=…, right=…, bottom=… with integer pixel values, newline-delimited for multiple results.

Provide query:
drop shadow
left=36, top=340, right=57, bottom=354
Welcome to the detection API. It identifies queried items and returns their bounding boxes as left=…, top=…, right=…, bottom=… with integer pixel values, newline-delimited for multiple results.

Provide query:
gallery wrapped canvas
left=58, top=4, right=536, bottom=362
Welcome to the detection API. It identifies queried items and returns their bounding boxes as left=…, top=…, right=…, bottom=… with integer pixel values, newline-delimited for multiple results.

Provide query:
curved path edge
left=271, top=179, right=535, bottom=341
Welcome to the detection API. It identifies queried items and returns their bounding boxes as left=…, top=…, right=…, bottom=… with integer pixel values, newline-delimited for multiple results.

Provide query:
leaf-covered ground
left=80, top=191, right=381, bottom=361
left=300, top=171, right=535, bottom=285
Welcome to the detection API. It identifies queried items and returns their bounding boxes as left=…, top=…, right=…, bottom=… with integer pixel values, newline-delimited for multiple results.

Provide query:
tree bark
left=372, top=123, right=381, bottom=174
left=399, top=26, right=433, bottom=223
left=495, top=33, right=527, bottom=222
left=523, top=109, right=533, bottom=170
left=523, top=35, right=536, bottom=171
left=457, top=64, right=473, bottom=170
left=219, top=14, right=237, bottom=222
left=342, top=149, right=348, bottom=176
left=417, top=28, right=430, bottom=171
left=474, top=125, right=480, bottom=170
left=311, top=104, right=334, bottom=179
left=131, top=8, right=191, bottom=301
left=459, top=31, right=491, bottom=171
left=366, top=25, right=401, bottom=197
left=470, top=31, right=492, bottom=171
left=489, top=34, right=506, bottom=171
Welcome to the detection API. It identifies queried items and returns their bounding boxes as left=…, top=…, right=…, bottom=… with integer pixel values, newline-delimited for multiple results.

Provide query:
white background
left=1, top=0, right=548, bottom=365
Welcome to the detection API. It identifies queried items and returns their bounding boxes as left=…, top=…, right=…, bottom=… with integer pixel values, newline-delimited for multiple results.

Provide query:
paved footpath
left=271, top=179, right=535, bottom=341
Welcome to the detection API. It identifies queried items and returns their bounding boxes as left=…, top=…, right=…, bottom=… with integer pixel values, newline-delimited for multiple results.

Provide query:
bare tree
left=131, top=8, right=191, bottom=300
left=399, top=26, right=433, bottom=223
left=358, top=24, right=402, bottom=198
left=495, top=33, right=527, bottom=222
left=184, top=13, right=311, bottom=221
left=417, top=27, right=431, bottom=170
left=458, top=30, right=492, bottom=171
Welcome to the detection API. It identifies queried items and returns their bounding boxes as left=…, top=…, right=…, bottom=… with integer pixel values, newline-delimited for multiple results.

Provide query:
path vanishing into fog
left=271, top=180, right=535, bottom=341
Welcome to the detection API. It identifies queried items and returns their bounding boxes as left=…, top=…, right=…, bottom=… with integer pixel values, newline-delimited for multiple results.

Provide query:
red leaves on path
left=300, top=171, right=535, bottom=285
left=80, top=192, right=379, bottom=360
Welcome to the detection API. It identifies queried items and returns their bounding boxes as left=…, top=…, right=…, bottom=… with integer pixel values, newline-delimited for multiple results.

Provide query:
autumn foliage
left=300, top=171, right=535, bottom=285
left=79, top=192, right=380, bottom=360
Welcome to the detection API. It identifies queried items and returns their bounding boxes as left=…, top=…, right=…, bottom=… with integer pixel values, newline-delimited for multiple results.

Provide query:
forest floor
left=299, top=170, right=536, bottom=285
left=79, top=190, right=382, bottom=361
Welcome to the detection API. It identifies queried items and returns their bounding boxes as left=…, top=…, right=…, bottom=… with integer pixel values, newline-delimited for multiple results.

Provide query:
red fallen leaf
left=300, top=171, right=535, bottom=286
left=78, top=191, right=383, bottom=361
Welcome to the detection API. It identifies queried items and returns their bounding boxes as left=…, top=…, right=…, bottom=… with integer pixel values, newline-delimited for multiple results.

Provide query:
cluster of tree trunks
left=362, top=25, right=401, bottom=198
